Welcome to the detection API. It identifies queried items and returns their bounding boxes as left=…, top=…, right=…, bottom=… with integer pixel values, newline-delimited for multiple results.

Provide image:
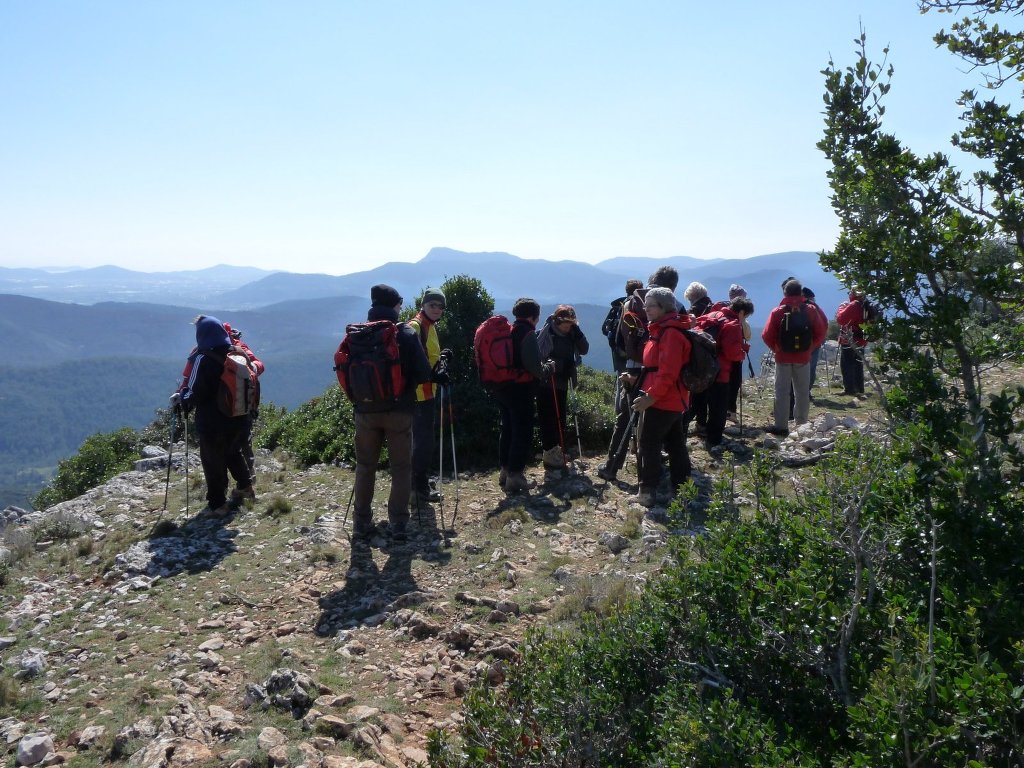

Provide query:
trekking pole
left=550, top=375, right=568, bottom=470
left=183, top=409, right=191, bottom=519
left=447, top=385, right=460, bottom=537
left=162, top=406, right=177, bottom=512
left=569, top=379, right=583, bottom=464
left=341, top=482, right=356, bottom=543
left=435, top=386, right=445, bottom=532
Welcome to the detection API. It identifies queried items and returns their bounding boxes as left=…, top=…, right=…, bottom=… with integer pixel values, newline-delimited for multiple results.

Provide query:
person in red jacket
left=835, top=289, right=869, bottom=396
left=698, top=296, right=753, bottom=449
left=630, top=287, right=693, bottom=508
left=761, top=279, right=828, bottom=434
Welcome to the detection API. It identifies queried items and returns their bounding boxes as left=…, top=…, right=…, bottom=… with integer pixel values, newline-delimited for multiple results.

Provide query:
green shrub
left=33, top=427, right=140, bottom=509
left=254, top=388, right=354, bottom=467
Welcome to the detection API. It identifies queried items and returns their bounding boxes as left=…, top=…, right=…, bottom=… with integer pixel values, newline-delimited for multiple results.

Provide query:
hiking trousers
left=774, top=362, right=810, bottom=429
left=491, top=383, right=536, bottom=473
left=198, top=422, right=250, bottom=509
left=637, top=407, right=690, bottom=495
left=411, top=398, right=437, bottom=479
left=354, top=409, right=413, bottom=533
left=604, top=375, right=635, bottom=473
left=840, top=346, right=865, bottom=394
left=537, top=383, right=569, bottom=452
left=705, top=381, right=730, bottom=446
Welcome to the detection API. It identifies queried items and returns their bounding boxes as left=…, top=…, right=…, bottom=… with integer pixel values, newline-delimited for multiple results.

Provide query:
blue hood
left=196, top=315, right=230, bottom=349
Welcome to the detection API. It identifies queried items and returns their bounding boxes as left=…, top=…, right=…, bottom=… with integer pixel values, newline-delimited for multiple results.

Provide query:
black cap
left=371, top=284, right=403, bottom=307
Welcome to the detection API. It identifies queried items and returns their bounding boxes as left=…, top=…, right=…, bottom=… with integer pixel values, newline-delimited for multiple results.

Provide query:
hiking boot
left=635, top=489, right=656, bottom=508
left=542, top=446, right=565, bottom=470
left=230, top=486, right=256, bottom=503
left=504, top=471, right=531, bottom=494
left=596, top=463, right=617, bottom=482
left=498, top=468, right=508, bottom=487
left=764, top=425, right=789, bottom=436
left=726, top=411, right=738, bottom=423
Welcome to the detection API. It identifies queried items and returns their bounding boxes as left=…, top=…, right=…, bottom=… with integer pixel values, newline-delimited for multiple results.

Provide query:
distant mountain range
left=0, top=247, right=841, bottom=508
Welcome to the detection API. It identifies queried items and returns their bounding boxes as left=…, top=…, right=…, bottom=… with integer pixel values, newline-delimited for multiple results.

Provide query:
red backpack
left=212, top=351, right=257, bottom=417
left=474, top=315, right=527, bottom=386
left=334, top=320, right=406, bottom=405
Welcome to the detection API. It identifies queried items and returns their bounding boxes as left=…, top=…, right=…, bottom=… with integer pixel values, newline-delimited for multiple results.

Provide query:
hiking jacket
left=407, top=310, right=440, bottom=401
left=699, top=308, right=748, bottom=384
left=353, top=306, right=432, bottom=415
left=536, top=317, right=589, bottom=391
left=762, top=296, right=828, bottom=365
left=690, top=295, right=714, bottom=318
left=835, top=300, right=868, bottom=348
left=641, top=313, right=692, bottom=413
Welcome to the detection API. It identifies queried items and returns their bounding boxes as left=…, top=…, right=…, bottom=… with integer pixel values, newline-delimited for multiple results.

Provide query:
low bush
left=33, top=427, right=140, bottom=509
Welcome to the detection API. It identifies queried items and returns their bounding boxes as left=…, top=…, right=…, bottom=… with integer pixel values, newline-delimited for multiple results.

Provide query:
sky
left=0, top=1, right=982, bottom=276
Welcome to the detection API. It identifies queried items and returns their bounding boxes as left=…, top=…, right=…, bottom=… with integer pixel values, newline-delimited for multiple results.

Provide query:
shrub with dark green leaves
left=33, top=427, right=140, bottom=509
left=254, top=387, right=354, bottom=467
left=428, top=432, right=1024, bottom=767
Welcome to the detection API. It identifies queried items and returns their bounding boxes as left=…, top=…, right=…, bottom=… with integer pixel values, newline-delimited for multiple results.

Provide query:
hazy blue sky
left=1, top=2, right=979, bottom=275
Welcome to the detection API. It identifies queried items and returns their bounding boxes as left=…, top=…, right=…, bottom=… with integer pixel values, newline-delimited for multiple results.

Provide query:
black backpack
left=680, top=328, right=721, bottom=394
left=778, top=302, right=813, bottom=353
left=602, top=299, right=625, bottom=352
left=333, top=321, right=407, bottom=405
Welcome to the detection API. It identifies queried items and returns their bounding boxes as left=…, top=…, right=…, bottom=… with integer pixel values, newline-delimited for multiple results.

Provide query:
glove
left=431, top=369, right=451, bottom=386
left=618, top=372, right=637, bottom=388
left=541, top=361, right=556, bottom=378
left=169, top=392, right=182, bottom=408
left=439, top=348, right=453, bottom=363
left=631, top=393, right=654, bottom=412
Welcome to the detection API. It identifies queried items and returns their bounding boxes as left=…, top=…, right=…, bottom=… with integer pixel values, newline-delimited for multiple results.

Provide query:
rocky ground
left=0, top=371, right=903, bottom=768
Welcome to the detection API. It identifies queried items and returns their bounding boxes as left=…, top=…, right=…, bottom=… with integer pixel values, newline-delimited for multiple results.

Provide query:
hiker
left=761, top=278, right=828, bottom=435
left=177, top=318, right=265, bottom=496
left=682, top=281, right=714, bottom=435
left=406, top=288, right=451, bottom=505
left=725, top=284, right=753, bottom=421
left=346, top=285, right=432, bottom=545
left=488, top=298, right=552, bottom=494
left=536, top=304, right=589, bottom=470
left=602, top=278, right=644, bottom=375
left=597, top=266, right=679, bottom=482
left=169, top=315, right=255, bottom=516
left=836, top=289, right=871, bottom=397
left=630, top=287, right=692, bottom=507
left=698, top=296, right=753, bottom=449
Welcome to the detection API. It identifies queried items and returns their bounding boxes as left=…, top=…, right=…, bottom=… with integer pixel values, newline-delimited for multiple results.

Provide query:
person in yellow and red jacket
left=630, top=287, right=693, bottom=508
left=406, top=288, right=450, bottom=506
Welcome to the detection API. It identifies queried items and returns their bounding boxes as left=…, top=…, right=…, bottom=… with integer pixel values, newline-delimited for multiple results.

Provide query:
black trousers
left=198, top=422, right=250, bottom=509
left=637, top=407, right=691, bottom=494
left=840, top=346, right=865, bottom=394
left=491, top=383, right=536, bottom=473
left=705, top=382, right=730, bottom=446
left=537, top=381, right=569, bottom=451
left=728, top=360, right=743, bottom=413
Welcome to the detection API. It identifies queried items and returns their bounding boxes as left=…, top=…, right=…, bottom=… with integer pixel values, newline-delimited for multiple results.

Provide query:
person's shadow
left=315, top=509, right=451, bottom=637
left=143, top=508, right=240, bottom=577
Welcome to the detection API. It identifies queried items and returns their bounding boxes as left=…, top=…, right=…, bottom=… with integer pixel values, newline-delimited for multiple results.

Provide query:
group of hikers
left=168, top=269, right=874, bottom=544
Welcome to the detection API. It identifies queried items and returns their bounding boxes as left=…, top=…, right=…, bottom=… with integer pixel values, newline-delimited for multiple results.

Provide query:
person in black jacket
left=536, top=304, right=589, bottom=469
left=492, top=298, right=551, bottom=494
left=170, top=315, right=253, bottom=516
left=350, top=284, right=432, bottom=546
